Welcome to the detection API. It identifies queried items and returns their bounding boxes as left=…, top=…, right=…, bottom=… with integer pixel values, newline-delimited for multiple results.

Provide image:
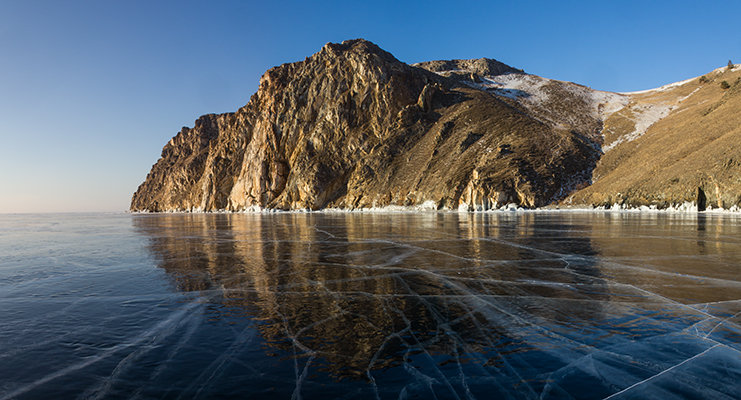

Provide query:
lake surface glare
left=1, top=212, right=740, bottom=399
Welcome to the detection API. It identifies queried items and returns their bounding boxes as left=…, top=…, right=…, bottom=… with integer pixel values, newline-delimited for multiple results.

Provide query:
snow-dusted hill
left=416, top=59, right=627, bottom=147
left=417, top=59, right=741, bottom=210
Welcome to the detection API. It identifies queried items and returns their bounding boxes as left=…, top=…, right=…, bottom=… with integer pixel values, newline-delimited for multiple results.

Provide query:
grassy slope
left=568, top=66, right=741, bottom=209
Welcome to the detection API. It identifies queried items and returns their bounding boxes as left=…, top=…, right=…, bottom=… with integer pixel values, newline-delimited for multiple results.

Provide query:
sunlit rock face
left=130, top=39, right=600, bottom=211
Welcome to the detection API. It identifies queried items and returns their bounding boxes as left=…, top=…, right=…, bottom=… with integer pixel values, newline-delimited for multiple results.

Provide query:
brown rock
left=130, top=39, right=604, bottom=211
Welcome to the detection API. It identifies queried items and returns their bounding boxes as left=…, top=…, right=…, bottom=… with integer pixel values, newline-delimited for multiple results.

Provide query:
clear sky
left=1, top=0, right=739, bottom=213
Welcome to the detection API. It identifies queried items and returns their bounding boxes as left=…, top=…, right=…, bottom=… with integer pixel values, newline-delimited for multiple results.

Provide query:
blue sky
left=1, top=1, right=739, bottom=213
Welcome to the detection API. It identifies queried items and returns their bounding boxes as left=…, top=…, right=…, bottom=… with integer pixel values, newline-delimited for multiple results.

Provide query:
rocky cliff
left=131, top=39, right=600, bottom=211
left=131, top=39, right=741, bottom=212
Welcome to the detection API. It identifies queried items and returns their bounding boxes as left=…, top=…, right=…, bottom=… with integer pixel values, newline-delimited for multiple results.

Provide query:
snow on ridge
left=430, top=69, right=465, bottom=74
left=430, top=66, right=706, bottom=154
left=597, top=63, right=738, bottom=95
left=426, top=61, right=736, bottom=156
left=619, top=74, right=699, bottom=95
left=429, top=65, right=630, bottom=121
left=710, top=63, right=737, bottom=74
left=473, top=73, right=628, bottom=121
left=558, top=84, right=628, bottom=120
left=604, top=85, right=701, bottom=152
left=470, top=74, right=550, bottom=103
left=620, top=78, right=695, bottom=95
left=603, top=102, right=673, bottom=152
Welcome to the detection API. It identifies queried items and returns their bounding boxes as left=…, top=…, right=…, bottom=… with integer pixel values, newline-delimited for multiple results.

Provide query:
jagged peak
left=318, top=38, right=400, bottom=64
left=414, top=58, right=523, bottom=78
left=257, top=38, right=437, bottom=92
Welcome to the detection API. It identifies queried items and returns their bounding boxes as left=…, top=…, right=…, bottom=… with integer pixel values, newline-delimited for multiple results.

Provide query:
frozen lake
left=1, top=212, right=740, bottom=399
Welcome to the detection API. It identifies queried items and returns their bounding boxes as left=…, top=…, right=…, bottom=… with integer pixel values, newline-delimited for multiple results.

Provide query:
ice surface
left=0, top=212, right=739, bottom=399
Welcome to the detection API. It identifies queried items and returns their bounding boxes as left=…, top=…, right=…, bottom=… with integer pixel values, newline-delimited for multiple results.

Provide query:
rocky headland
left=131, top=39, right=741, bottom=212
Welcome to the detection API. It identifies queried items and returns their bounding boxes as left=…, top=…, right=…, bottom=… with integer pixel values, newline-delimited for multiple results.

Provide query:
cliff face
left=131, top=39, right=741, bottom=212
left=131, top=39, right=599, bottom=211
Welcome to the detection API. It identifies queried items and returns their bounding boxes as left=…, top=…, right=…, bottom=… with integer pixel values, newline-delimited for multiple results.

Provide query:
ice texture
left=0, top=212, right=739, bottom=399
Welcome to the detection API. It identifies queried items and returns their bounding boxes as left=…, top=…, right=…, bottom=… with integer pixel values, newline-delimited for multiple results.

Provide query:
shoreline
left=128, top=202, right=741, bottom=216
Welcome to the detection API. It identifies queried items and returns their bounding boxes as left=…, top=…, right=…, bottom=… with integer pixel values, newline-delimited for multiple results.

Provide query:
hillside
left=567, top=65, right=741, bottom=210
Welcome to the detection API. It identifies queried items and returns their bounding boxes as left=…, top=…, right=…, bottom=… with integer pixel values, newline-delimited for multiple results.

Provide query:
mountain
left=131, top=39, right=741, bottom=212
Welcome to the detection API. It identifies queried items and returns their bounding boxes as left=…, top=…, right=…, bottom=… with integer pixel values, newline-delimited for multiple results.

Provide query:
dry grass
left=569, top=66, right=741, bottom=208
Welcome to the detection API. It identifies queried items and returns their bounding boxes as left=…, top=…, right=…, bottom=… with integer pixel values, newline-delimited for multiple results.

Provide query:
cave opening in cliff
left=697, top=187, right=707, bottom=211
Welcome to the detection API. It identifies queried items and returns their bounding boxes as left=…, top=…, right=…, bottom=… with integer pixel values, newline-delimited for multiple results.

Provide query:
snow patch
left=604, top=85, right=700, bottom=152
left=603, top=102, right=673, bottom=152
left=620, top=76, right=697, bottom=95
left=474, top=74, right=550, bottom=104
left=618, top=63, right=736, bottom=95
left=467, top=73, right=629, bottom=122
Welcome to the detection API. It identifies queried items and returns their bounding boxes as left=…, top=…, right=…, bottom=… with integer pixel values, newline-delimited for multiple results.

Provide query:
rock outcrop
left=131, top=39, right=741, bottom=212
left=132, top=39, right=599, bottom=211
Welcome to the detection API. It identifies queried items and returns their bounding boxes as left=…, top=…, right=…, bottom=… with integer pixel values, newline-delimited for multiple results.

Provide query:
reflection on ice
left=131, top=212, right=741, bottom=399
left=0, top=212, right=739, bottom=399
